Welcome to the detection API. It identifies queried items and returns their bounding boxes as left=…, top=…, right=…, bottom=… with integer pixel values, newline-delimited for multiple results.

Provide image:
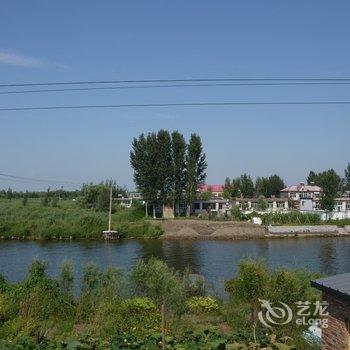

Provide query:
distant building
left=234, top=197, right=289, bottom=212
left=300, top=197, right=350, bottom=220
left=197, top=184, right=224, bottom=198
left=192, top=198, right=231, bottom=215
left=280, top=182, right=322, bottom=200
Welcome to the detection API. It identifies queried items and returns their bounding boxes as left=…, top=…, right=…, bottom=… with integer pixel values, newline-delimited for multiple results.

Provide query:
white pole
left=108, top=186, right=112, bottom=231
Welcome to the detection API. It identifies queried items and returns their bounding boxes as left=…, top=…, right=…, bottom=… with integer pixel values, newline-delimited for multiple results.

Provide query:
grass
left=0, top=198, right=162, bottom=240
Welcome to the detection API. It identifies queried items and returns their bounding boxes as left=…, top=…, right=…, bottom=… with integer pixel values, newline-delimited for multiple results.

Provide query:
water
left=1, top=237, right=350, bottom=294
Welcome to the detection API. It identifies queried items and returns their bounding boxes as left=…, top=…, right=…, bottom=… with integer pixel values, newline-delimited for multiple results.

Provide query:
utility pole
left=108, top=186, right=113, bottom=231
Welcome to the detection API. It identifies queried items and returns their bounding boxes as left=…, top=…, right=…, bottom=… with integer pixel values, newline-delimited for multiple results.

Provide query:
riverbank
left=2, top=198, right=350, bottom=241
left=0, top=198, right=162, bottom=240
left=156, top=219, right=350, bottom=240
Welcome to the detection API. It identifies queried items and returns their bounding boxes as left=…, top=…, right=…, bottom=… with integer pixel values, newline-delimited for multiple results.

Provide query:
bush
left=262, top=211, right=321, bottom=225
left=186, top=296, right=219, bottom=313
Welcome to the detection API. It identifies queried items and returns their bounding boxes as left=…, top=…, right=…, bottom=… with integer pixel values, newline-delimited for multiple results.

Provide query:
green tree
left=225, top=260, right=269, bottom=326
left=132, top=258, right=188, bottom=350
left=231, top=205, right=242, bottom=220
left=255, top=175, right=285, bottom=197
left=258, top=196, right=268, bottom=211
left=131, top=132, right=162, bottom=217
left=171, top=131, right=187, bottom=213
left=310, top=169, right=341, bottom=212
left=223, top=177, right=240, bottom=199
left=185, top=134, right=207, bottom=215
left=156, top=130, right=173, bottom=206
left=344, top=163, right=350, bottom=192
left=41, top=189, right=50, bottom=207
left=6, top=188, right=13, bottom=200
left=307, top=170, right=317, bottom=185
left=22, top=191, right=29, bottom=206
left=51, top=196, right=59, bottom=207
left=240, top=174, right=254, bottom=197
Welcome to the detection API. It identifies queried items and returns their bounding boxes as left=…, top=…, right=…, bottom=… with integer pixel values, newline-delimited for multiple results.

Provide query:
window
left=314, top=202, right=321, bottom=210
left=251, top=202, right=258, bottom=209
left=194, top=203, right=200, bottom=210
left=202, top=203, right=212, bottom=210
left=218, top=203, right=223, bottom=209
left=336, top=202, right=343, bottom=212
left=277, top=202, right=285, bottom=208
left=346, top=202, right=350, bottom=211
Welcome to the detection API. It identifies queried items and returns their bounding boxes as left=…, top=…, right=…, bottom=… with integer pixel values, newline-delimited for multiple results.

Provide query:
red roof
left=197, top=184, right=224, bottom=192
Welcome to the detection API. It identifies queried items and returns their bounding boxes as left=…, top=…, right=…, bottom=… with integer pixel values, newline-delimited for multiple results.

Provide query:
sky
left=0, top=1, right=350, bottom=191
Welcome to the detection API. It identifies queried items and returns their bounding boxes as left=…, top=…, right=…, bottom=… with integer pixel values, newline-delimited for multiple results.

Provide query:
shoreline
left=1, top=221, right=350, bottom=242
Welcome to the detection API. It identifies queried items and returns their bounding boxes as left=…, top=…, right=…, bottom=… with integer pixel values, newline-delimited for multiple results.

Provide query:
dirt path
left=153, top=219, right=267, bottom=240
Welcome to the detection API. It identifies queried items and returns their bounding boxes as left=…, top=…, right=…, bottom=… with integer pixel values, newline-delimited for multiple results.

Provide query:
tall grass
left=0, top=199, right=162, bottom=240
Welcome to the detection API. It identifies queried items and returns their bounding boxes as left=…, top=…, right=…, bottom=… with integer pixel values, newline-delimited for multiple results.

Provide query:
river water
left=1, top=237, right=350, bottom=294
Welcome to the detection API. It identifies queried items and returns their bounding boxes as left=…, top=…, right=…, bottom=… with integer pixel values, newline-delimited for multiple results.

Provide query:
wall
left=322, top=293, right=350, bottom=350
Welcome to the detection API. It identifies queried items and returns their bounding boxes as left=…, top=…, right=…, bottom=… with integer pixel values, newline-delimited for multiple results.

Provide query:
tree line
left=223, top=174, right=285, bottom=199
left=130, top=130, right=207, bottom=216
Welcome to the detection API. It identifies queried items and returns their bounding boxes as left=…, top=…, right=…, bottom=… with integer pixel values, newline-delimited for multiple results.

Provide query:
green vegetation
left=261, top=212, right=322, bottom=226
left=0, top=258, right=321, bottom=349
left=0, top=198, right=162, bottom=240
left=223, top=174, right=285, bottom=199
left=130, top=130, right=207, bottom=217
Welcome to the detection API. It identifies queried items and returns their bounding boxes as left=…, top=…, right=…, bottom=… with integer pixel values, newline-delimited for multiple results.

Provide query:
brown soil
left=153, top=219, right=268, bottom=240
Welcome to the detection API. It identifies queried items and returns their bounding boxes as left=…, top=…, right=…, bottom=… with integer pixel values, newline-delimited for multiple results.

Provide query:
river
left=1, top=237, right=350, bottom=294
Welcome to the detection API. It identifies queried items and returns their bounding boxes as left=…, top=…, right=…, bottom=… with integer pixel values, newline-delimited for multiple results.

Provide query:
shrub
left=186, top=296, right=219, bottom=313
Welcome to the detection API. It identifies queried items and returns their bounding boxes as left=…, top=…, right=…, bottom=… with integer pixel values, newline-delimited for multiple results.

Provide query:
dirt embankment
left=154, top=220, right=267, bottom=240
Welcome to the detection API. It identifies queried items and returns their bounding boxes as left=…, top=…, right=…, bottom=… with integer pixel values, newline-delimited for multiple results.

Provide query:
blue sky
left=0, top=1, right=350, bottom=191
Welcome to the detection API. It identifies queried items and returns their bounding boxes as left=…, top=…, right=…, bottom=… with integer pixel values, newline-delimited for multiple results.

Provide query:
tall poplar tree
left=185, top=133, right=207, bottom=215
left=171, top=131, right=186, bottom=212
left=344, top=163, right=350, bottom=192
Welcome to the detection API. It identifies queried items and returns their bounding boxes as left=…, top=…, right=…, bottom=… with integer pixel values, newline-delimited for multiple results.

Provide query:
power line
left=2, top=77, right=350, bottom=88
left=1, top=101, right=350, bottom=112
left=1, top=81, right=350, bottom=95
left=0, top=173, right=83, bottom=186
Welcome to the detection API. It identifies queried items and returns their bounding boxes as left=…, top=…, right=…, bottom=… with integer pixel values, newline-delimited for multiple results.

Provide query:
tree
left=22, top=191, right=28, bottom=206
left=307, top=171, right=317, bottom=185
left=255, top=175, right=285, bottom=198
left=131, top=258, right=188, bottom=350
left=258, top=196, right=268, bottom=211
left=317, top=169, right=341, bottom=212
left=223, top=177, right=240, bottom=199
left=156, top=130, right=173, bottom=206
left=267, top=174, right=285, bottom=197
left=344, top=163, right=350, bottom=192
left=308, top=169, right=342, bottom=212
left=41, top=189, right=49, bottom=207
left=80, top=180, right=125, bottom=212
left=240, top=174, right=254, bottom=198
left=225, top=260, right=269, bottom=329
left=184, top=134, right=207, bottom=215
left=51, top=196, right=59, bottom=207
left=171, top=131, right=186, bottom=213
left=6, top=188, right=13, bottom=200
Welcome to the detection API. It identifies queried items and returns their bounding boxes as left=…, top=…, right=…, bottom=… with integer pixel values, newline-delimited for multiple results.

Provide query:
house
left=311, top=273, right=350, bottom=350
left=233, top=197, right=289, bottom=212
left=300, top=197, right=350, bottom=220
left=197, top=184, right=224, bottom=198
left=280, top=182, right=322, bottom=200
left=192, top=198, right=231, bottom=215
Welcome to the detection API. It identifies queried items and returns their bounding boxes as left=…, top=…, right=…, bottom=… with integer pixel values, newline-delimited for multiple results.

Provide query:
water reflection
left=1, top=237, right=350, bottom=294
